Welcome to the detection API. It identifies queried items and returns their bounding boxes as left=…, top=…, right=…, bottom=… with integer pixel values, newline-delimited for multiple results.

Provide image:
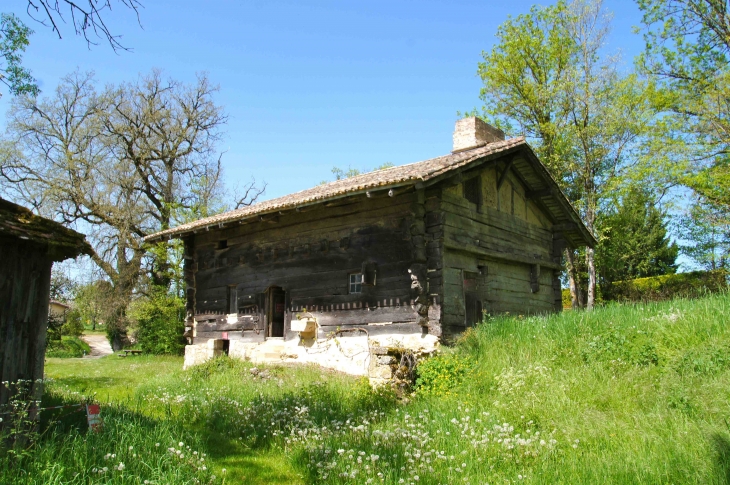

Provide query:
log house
left=146, top=118, right=595, bottom=373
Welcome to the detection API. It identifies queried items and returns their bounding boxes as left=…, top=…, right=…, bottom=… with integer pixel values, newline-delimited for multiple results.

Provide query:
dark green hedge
left=609, top=270, right=728, bottom=302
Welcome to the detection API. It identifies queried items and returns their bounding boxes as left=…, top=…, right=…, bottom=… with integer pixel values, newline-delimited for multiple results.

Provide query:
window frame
left=349, top=273, right=364, bottom=294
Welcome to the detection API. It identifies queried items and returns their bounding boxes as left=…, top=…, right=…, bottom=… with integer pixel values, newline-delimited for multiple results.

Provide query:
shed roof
left=146, top=137, right=596, bottom=248
left=0, top=198, right=92, bottom=261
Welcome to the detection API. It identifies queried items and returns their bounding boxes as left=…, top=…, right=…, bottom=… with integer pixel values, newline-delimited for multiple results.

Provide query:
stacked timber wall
left=186, top=190, right=441, bottom=343
left=0, top=237, right=53, bottom=411
left=433, top=163, right=562, bottom=337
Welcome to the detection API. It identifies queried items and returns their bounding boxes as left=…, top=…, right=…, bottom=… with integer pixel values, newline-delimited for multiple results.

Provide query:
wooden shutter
left=361, top=261, right=378, bottom=285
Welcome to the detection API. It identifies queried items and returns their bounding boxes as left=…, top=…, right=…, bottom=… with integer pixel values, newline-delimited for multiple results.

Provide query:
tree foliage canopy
left=638, top=0, right=730, bottom=210
left=0, top=13, right=38, bottom=97
left=0, top=70, right=260, bottom=346
left=473, top=0, right=654, bottom=308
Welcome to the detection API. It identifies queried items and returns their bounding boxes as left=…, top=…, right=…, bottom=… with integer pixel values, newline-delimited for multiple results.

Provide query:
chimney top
left=452, top=117, right=505, bottom=153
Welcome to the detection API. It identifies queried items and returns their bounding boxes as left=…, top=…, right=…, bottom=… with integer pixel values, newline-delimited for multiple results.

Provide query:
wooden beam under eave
left=258, top=214, right=279, bottom=223
left=497, top=159, right=514, bottom=191
left=526, top=188, right=553, bottom=200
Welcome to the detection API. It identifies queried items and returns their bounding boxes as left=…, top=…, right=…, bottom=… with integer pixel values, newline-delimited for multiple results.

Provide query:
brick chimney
left=452, top=117, right=505, bottom=153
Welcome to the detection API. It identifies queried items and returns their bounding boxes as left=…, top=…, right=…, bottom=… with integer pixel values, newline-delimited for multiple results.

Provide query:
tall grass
left=289, top=293, right=730, bottom=484
left=5, top=293, right=729, bottom=484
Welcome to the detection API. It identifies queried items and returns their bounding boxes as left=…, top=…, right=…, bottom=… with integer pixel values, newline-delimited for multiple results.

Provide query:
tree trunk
left=565, top=248, right=583, bottom=309
left=584, top=205, right=596, bottom=310
left=586, top=246, right=596, bottom=310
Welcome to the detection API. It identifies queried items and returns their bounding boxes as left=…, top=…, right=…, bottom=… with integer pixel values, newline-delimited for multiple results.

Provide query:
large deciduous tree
left=638, top=0, right=730, bottom=214
left=474, top=0, right=652, bottom=309
left=0, top=70, right=254, bottom=349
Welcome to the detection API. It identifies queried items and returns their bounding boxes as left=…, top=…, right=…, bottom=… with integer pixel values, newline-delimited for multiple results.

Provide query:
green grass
left=45, top=336, right=92, bottom=358
left=3, top=293, right=730, bottom=484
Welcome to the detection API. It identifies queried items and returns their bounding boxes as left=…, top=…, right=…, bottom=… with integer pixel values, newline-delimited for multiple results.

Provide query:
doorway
left=267, top=286, right=286, bottom=337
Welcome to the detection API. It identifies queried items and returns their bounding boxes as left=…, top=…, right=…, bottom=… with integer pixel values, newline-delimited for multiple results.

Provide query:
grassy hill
left=2, top=293, right=729, bottom=484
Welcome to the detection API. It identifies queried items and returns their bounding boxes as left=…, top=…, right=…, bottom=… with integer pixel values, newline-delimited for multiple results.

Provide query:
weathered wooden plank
left=440, top=193, right=553, bottom=241
left=308, top=305, right=420, bottom=326
left=441, top=208, right=553, bottom=252
left=317, top=322, right=423, bottom=338
left=444, top=240, right=561, bottom=270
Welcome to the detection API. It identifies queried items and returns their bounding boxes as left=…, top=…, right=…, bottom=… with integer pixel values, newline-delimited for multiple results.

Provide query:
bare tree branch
left=25, top=0, right=143, bottom=52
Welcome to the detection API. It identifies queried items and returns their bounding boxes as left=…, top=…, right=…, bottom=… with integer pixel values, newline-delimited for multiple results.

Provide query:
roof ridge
left=145, top=137, right=527, bottom=241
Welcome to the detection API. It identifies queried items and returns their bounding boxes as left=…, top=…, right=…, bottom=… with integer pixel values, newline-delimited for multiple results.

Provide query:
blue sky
left=2, top=0, right=646, bottom=202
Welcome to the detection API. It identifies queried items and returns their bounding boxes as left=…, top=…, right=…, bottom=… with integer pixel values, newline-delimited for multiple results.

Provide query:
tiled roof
left=146, top=137, right=595, bottom=247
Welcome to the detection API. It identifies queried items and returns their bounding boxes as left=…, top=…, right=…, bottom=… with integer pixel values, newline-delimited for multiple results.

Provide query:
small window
left=463, top=177, right=481, bottom=206
left=217, top=240, right=228, bottom=250
left=349, top=273, right=363, bottom=294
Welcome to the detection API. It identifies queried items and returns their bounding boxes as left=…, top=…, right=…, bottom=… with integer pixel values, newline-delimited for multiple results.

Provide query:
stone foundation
left=183, top=332, right=439, bottom=385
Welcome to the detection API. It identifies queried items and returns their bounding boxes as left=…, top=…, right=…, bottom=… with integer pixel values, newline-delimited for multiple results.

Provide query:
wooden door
left=267, top=287, right=286, bottom=337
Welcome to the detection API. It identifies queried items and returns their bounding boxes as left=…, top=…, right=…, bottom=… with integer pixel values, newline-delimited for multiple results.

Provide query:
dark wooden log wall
left=0, top=236, right=53, bottom=413
left=436, top=162, right=561, bottom=337
left=186, top=191, right=440, bottom=342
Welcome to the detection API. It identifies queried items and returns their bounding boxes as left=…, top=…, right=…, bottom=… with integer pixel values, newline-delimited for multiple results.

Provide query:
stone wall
left=183, top=332, right=439, bottom=386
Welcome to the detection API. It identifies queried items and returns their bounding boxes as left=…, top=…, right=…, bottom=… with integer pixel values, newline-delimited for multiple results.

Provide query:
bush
left=414, top=352, right=473, bottom=396
left=130, top=290, right=186, bottom=355
left=609, top=269, right=728, bottom=302
left=46, top=336, right=91, bottom=358
left=61, top=308, right=84, bottom=337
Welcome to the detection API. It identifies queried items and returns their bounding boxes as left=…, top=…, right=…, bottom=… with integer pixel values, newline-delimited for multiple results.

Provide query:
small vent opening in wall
left=463, top=177, right=481, bottom=207
left=217, top=240, right=228, bottom=249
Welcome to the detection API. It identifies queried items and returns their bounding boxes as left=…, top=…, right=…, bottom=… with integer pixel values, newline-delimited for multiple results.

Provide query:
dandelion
left=117, top=462, right=125, bottom=471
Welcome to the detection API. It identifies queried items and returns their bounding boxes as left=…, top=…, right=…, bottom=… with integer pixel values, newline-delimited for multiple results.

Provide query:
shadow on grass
left=37, top=390, right=295, bottom=485
left=713, top=433, right=730, bottom=485
left=187, top=381, right=399, bottom=484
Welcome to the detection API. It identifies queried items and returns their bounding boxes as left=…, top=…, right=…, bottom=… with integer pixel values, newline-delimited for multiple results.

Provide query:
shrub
left=130, top=289, right=186, bottom=355
left=45, top=336, right=91, bottom=358
left=414, top=352, right=473, bottom=396
left=61, top=308, right=84, bottom=337
left=608, top=269, right=728, bottom=302
left=581, top=325, right=660, bottom=366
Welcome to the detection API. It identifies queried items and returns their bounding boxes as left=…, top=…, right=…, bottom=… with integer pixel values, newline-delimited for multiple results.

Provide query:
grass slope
left=2, top=293, right=728, bottom=484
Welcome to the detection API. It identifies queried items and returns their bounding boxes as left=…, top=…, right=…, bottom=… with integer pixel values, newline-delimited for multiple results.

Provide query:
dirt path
left=81, top=334, right=113, bottom=358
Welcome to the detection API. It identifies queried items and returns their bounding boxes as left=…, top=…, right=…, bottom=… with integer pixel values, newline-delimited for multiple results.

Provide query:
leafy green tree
left=597, top=187, right=678, bottom=299
left=676, top=200, right=729, bottom=270
left=0, top=13, right=37, bottom=97
left=130, top=288, right=186, bottom=355
left=473, top=0, right=654, bottom=309
left=638, top=0, right=730, bottom=213
left=73, top=280, right=115, bottom=331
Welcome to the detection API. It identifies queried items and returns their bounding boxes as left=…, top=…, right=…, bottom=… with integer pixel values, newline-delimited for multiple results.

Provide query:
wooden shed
left=0, top=198, right=90, bottom=413
left=146, top=118, right=595, bottom=373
